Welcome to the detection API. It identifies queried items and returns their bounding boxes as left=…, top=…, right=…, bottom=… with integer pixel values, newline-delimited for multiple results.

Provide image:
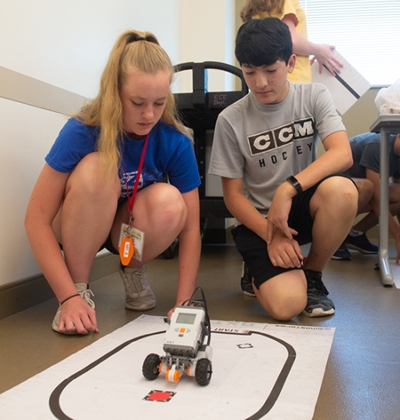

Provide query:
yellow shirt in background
left=254, top=0, right=311, bottom=83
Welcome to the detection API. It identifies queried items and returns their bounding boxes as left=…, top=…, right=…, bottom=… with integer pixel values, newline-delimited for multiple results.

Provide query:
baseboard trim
left=0, top=253, right=120, bottom=320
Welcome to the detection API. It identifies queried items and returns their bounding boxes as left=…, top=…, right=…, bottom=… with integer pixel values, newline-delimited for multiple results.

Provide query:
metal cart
left=162, top=61, right=248, bottom=258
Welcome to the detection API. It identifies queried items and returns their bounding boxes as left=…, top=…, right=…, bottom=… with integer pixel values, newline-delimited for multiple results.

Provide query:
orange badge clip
left=120, top=235, right=135, bottom=266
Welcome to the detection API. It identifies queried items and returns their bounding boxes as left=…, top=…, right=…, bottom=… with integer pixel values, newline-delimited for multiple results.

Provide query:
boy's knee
left=268, top=302, right=305, bottom=321
left=319, top=177, right=358, bottom=210
left=327, top=176, right=357, bottom=194
left=257, top=279, right=307, bottom=321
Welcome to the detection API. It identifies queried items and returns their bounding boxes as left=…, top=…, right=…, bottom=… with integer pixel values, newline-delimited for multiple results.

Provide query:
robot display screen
left=176, top=312, right=197, bottom=325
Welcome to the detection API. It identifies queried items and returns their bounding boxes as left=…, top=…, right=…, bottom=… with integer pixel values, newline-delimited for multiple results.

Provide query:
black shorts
left=102, top=234, right=119, bottom=255
left=231, top=176, right=354, bottom=289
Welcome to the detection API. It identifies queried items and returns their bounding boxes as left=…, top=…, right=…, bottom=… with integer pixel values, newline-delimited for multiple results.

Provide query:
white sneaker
left=119, top=264, right=156, bottom=311
left=52, top=283, right=95, bottom=334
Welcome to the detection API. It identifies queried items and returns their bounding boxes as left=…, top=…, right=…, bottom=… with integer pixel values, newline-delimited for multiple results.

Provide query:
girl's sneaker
left=119, top=265, right=156, bottom=311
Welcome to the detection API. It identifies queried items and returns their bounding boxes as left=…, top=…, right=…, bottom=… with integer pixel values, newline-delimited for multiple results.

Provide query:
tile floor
left=1, top=243, right=400, bottom=419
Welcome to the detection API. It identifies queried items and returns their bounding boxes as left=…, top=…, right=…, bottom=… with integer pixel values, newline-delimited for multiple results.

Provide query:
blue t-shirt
left=342, top=132, right=400, bottom=179
left=45, top=118, right=201, bottom=200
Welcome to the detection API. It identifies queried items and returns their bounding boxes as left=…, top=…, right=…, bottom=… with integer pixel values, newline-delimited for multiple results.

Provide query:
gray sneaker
left=119, top=264, right=156, bottom=311
left=302, top=269, right=335, bottom=318
left=52, top=283, right=95, bottom=334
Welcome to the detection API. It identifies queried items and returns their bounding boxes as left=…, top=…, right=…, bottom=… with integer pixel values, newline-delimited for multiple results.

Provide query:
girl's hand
left=58, top=296, right=98, bottom=334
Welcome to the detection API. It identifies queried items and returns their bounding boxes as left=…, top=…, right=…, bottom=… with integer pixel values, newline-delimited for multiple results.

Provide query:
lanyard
left=124, top=134, right=149, bottom=224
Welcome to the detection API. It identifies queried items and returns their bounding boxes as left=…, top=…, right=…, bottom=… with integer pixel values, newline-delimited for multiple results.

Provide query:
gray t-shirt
left=342, top=132, right=400, bottom=179
left=208, top=82, right=345, bottom=216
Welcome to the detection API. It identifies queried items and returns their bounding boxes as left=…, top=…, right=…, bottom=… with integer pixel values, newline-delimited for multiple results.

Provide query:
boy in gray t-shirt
left=209, top=17, right=359, bottom=320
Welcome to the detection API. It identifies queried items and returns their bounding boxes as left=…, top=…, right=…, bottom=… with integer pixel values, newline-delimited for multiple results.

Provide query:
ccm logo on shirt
left=247, top=118, right=315, bottom=156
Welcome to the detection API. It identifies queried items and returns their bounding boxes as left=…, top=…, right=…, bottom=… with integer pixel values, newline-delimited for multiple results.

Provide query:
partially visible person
left=209, top=18, right=359, bottom=320
left=332, top=132, right=400, bottom=261
left=25, top=29, right=201, bottom=335
left=240, top=0, right=343, bottom=83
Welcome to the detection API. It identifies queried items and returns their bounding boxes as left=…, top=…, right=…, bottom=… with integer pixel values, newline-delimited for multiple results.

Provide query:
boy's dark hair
left=235, top=17, right=293, bottom=67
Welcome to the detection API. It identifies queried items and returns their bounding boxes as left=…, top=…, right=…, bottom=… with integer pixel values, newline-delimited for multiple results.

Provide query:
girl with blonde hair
left=25, top=30, right=201, bottom=335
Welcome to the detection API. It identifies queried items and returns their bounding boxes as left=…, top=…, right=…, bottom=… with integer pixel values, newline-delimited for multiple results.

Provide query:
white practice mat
left=0, top=315, right=335, bottom=420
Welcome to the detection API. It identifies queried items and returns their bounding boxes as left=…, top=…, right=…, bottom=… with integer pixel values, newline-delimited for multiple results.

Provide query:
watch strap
left=286, top=175, right=302, bottom=195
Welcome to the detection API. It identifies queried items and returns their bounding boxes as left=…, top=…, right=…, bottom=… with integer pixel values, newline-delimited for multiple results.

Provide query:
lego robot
left=142, top=287, right=212, bottom=386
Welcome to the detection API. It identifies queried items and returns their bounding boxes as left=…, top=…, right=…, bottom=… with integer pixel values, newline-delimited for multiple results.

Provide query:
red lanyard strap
left=124, top=134, right=149, bottom=218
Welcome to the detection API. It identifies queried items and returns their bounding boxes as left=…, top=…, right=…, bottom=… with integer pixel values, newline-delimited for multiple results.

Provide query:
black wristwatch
left=286, top=175, right=302, bottom=195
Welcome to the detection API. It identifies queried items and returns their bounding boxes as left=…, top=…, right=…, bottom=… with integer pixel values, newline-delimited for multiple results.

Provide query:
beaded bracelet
left=60, top=293, right=80, bottom=305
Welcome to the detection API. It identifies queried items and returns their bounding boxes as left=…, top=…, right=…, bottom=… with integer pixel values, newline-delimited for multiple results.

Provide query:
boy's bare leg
left=255, top=270, right=307, bottom=321
left=306, top=176, right=358, bottom=271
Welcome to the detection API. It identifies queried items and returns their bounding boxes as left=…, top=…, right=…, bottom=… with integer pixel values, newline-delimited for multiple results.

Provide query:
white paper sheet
left=311, top=50, right=371, bottom=115
left=0, top=315, right=335, bottom=420
left=387, top=259, right=400, bottom=289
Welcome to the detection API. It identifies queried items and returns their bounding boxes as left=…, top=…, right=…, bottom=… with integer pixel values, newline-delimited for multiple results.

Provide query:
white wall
left=0, top=0, right=235, bottom=287
left=176, top=0, right=237, bottom=230
left=0, top=98, right=68, bottom=285
left=176, top=0, right=236, bottom=92
left=0, top=0, right=180, bottom=98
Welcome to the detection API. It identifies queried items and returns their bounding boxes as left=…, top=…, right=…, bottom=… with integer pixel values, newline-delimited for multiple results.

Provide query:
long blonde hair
left=75, top=30, right=190, bottom=175
left=240, top=0, right=285, bottom=22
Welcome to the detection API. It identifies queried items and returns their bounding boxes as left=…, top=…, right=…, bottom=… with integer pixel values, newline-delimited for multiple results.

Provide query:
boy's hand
left=267, top=230, right=303, bottom=269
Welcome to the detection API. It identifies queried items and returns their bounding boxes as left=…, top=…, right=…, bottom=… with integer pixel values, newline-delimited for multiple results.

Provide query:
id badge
left=118, top=223, right=145, bottom=264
